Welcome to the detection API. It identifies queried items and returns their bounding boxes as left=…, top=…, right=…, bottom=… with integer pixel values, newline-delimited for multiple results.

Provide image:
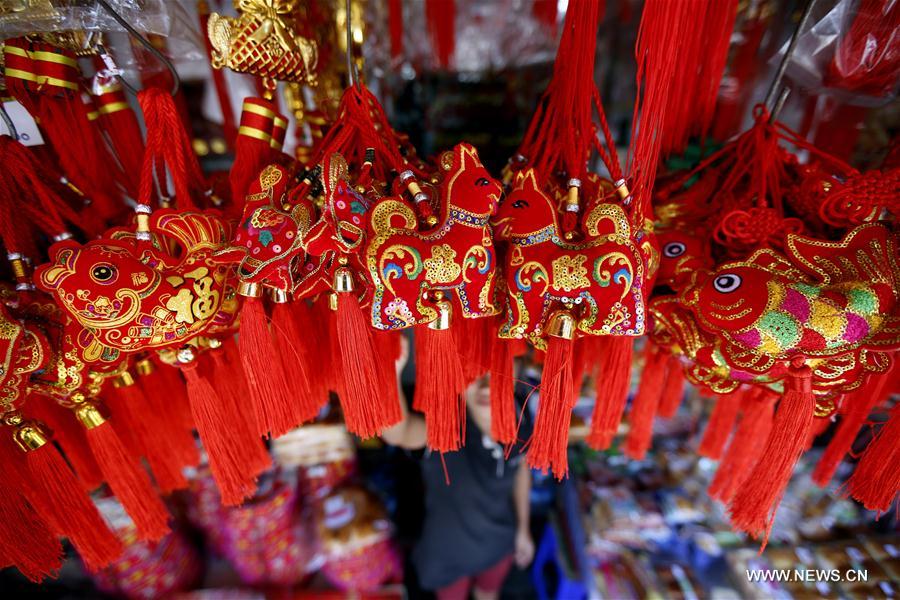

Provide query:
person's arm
left=380, top=335, right=427, bottom=449
left=513, top=459, right=535, bottom=567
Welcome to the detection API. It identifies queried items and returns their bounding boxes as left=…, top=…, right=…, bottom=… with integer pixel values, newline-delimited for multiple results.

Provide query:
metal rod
left=345, top=0, right=360, bottom=89
left=95, top=0, right=180, bottom=96
left=764, top=0, right=816, bottom=118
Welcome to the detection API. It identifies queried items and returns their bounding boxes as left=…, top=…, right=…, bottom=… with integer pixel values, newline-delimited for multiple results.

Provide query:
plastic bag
left=780, top=0, right=898, bottom=106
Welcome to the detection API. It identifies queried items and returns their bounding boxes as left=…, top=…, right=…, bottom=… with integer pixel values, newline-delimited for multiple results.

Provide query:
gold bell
left=428, top=292, right=452, bottom=331
left=546, top=311, right=576, bottom=340
left=334, top=267, right=355, bottom=294
left=5, top=414, right=50, bottom=452
left=268, top=287, right=289, bottom=304
left=71, top=393, right=107, bottom=430
left=237, top=281, right=262, bottom=298
left=135, top=358, right=155, bottom=377
left=112, top=370, right=136, bottom=388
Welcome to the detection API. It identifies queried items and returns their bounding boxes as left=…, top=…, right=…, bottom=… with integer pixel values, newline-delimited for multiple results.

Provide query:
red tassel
left=456, top=317, right=492, bottom=384
left=373, top=329, right=404, bottom=426
left=209, top=348, right=273, bottom=478
left=335, top=291, right=397, bottom=438
left=528, top=329, right=576, bottom=477
left=93, top=83, right=145, bottom=198
left=388, top=0, right=404, bottom=59
left=182, top=357, right=265, bottom=506
left=813, top=369, right=893, bottom=486
left=79, top=409, right=171, bottom=542
left=12, top=430, right=123, bottom=570
left=729, top=362, right=815, bottom=544
left=425, top=0, right=456, bottom=69
left=709, top=389, right=776, bottom=504
left=656, top=356, right=685, bottom=418
left=270, top=302, right=318, bottom=424
left=310, top=298, right=341, bottom=400
left=623, top=344, right=668, bottom=460
left=414, top=322, right=467, bottom=452
left=698, top=389, right=744, bottom=459
left=532, top=0, right=558, bottom=32
left=106, top=383, right=188, bottom=494
left=238, top=296, right=297, bottom=438
left=24, top=397, right=103, bottom=491
left=490, top=337, right=517, bottom=445
left=587, top=337, right=633, bottom=450
left=148, top=363, right=196, bottom=440
left=0, top=440, right=63, bottom=582
left=138, top=378, right=200, bottom=471
left=845, top=404, right=900, bottom=513
left=229, top=98, right=280, bottom=215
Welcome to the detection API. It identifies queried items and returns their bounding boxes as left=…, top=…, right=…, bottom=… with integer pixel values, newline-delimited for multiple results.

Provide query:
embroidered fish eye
left=511, top=199, right=529, bottom=209
left=713, top=273, right=742, bottom=293
left=90, top=264, right=117, bottom=284
left=475, top=177, right=490, bottom=187
left=662, top=241, right=686, bottom=258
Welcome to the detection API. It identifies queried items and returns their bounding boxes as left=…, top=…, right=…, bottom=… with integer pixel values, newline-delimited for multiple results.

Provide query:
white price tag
left=1, top=101, right=44, bottom=146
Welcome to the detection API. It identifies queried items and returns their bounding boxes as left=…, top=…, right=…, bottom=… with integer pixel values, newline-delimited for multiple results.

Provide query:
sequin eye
left=511, top=199, right=529, bottom=209
left=713, top=274, right=742, bottom=293
left=90, top=264, right=117, bottom=284
left=475, top=177, right=490, bottom=187
left=663, top=242, right=686, bottom=258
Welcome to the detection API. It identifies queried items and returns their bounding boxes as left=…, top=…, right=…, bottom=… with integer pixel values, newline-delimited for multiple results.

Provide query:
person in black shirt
left=381, top=338, right=534, bottom=600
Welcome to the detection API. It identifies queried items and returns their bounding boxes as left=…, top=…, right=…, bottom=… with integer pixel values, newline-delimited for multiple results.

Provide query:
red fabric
left=35, top=210, right=233, bottom=362
left=366, top=144, right=502, bottom=330
left=435, top=554, right=514, bottom=600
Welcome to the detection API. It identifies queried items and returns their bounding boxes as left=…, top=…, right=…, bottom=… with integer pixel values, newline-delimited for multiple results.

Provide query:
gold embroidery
left=423, top=245, right=461, bottom=284
left=551, top=255, right=589, bottom=292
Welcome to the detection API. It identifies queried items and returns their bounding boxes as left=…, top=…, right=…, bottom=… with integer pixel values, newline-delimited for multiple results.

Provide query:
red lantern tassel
left=709, top=389, right=776, bottom=504
left=24, top=396, right=103, bottom=491
left=698, top=389, right=744, bottom=459
left=7, top=423, right=123, bottom=570
left=76, top=402, right=171, bottom=542
left=0, top=439, right=63, bottom=582
left=270, top=302, right=317, bottom=424
left=813, top=369, right=893, bottom=486
left=182, top=359, right=263, bottom=505
left=335, top=289, right=395, bottom=438
left=238, top=296, right=297, bottom=438
left=415, top=314, right=467, bottom=452
left=845, top=403, right=900, bottom=513
left=656, top=356, right=685, bottom=418
left=587, top=337, right=633, bottom=450
left=490, top=337, right=517, bottom=445
left=623, top=344, right=668, bottom=460
left=729, top=362, right=815, bottom=544
left=528, top=330, right=575, bottom=478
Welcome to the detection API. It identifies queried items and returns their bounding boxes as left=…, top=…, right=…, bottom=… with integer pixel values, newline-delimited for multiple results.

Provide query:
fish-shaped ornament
left=681, top=222, right=900, bottom=541
left=683, top=222, right=900, bottom=369
left=35, top=210, right=233, bottom=362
